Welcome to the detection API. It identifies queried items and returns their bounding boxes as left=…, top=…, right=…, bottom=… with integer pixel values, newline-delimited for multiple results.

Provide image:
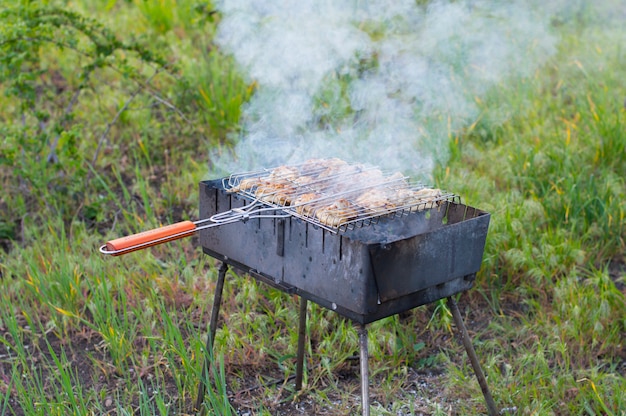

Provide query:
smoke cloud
left=210, top=0, right=565, bottom=179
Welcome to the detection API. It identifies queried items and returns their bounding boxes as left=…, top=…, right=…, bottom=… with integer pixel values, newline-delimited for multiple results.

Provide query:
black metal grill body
left=199, top=180, right=490, bottom=324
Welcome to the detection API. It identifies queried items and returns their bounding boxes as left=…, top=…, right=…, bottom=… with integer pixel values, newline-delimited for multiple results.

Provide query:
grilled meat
left=355, top=188, right=397, bottom=215
left=396, top=187, right=442, bottom=211
left=315, top=198, right=358, bottom=227
left=294, top=193, right=321, bottom=217
left=227, top=158, right=445, bottom=228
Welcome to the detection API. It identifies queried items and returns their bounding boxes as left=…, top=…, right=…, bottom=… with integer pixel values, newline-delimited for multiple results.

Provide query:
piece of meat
left=267, top=165, right=299, bottom=181
left=255, top=182, right=297, bottom=205
left=355, top=188, right=396, bottom=214
left=227, top=177, right=264, bottom=193
left=315, top=199, right=358, bottom=227
left=396, top=187, right=442, bottom=211
left=294, top=193, right=321, bottom=216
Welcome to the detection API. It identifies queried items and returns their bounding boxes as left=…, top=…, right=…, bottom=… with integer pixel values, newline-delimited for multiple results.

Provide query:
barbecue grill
left=100, top=160, right=498, bottom=415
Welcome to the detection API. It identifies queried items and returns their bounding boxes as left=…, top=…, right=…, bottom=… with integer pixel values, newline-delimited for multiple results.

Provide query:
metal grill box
left=199, top=180, right=490, bottom=324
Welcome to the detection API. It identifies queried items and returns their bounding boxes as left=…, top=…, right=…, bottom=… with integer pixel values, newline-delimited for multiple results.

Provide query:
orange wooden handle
left=105, top=220, right=197, bottom=256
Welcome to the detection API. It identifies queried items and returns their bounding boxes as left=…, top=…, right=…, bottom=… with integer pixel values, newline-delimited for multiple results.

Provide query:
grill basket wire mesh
left=222, top=159, right=459, bottom=233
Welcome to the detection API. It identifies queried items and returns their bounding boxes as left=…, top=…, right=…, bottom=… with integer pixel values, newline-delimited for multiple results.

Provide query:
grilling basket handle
left=99, top=203, right=291, bottom=256
left=99, top=220, right=198, bottom=256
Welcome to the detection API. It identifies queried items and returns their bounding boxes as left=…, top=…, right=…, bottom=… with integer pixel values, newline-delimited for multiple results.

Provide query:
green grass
left=1, top=1, right=626, bottom=415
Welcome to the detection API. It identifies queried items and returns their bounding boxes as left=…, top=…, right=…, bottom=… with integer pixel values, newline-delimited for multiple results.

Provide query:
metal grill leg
left=295, top=297, right=308, bottom=391
left=195, top=262, right=228, bottom=413
left=358, top=323, right=370, bottom=416
left=447, top=296, right=498, bottom=416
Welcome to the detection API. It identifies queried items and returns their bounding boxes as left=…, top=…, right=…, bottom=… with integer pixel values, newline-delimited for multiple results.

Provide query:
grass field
left=1, top=1, right=625, bottom=415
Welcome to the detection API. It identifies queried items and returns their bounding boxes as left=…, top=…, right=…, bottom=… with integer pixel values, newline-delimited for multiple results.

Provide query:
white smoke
left=210, top=0, right=563, bottom=179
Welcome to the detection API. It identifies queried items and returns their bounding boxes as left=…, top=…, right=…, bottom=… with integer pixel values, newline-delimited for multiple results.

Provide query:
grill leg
left=195, top=262, right=228, bottom=413
left=358, top=323, right=370, bottom=416
left=447, top=296, right=498, bottom=416
left=295, top=297, right=308, bottom=391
